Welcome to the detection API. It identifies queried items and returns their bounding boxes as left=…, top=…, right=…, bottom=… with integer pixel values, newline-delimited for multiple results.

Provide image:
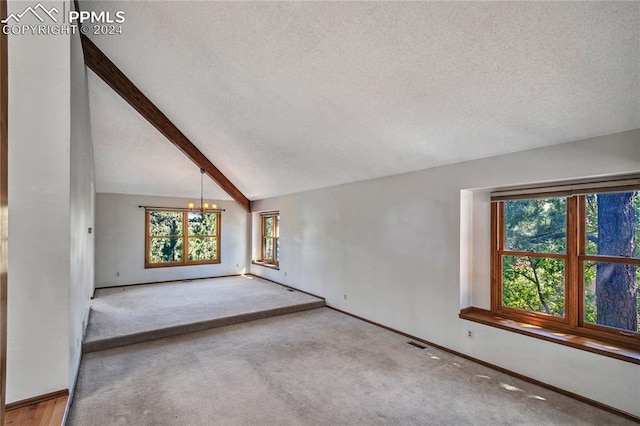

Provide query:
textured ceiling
left=88, top=72, right=230, bottom=199
left=85, top=1, right=640, bottom=200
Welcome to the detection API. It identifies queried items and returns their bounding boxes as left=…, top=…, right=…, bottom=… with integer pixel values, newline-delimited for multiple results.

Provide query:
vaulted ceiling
left=84, top=1, right=640, bottom=201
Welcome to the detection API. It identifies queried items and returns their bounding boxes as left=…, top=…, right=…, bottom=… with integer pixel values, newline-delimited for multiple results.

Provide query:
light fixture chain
left=188, top=168, right=217, bottom=213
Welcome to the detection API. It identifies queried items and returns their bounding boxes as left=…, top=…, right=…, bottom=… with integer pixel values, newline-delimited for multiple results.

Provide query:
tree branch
left=528, top=256, right=550, bottom=315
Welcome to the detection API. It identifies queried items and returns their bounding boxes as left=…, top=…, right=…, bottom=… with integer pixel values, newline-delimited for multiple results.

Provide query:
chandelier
left=188, top=169, right=218, bottom=212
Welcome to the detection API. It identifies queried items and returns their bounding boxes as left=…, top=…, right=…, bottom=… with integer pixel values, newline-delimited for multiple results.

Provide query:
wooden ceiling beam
left=79, top=34, right=251, bottom=212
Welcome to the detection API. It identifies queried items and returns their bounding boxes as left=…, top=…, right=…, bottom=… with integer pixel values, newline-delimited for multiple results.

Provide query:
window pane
left=149, top=211, right=183, bottom=237
left=502, top=255, right=565, bottom=317
left=504, top=198, right=566, bottom=254
left=275, top=215, right=280, bottom=238
left=585, top=192, right=639, bottom=258
left=188, top=237, right=218, bottom=261
left=264, top=237, right=273, bottom=260
left=149, top=237, right=183, bottom=263
left=264, top=216, right=274, bottom=238
left=275, top=238, right=279, bottom=261
left=188, top=212, right=218, bottom=236
left=584, top=260, right=638, bottom=333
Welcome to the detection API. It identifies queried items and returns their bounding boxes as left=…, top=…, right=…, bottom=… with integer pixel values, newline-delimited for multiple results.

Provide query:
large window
left=145, top=209, right=221, bottom=268
left=492, top=188, right=639, bottom=347
left=260, top=212, right=279, bottom=266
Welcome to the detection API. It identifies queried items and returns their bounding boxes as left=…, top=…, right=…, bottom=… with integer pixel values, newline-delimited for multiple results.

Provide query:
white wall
left=6, top=0, right=71, bottom=403
left=95, top=193, right=249, bottom=287
left=468, top=189, right=492, bottom=309
left=69, top=26, right=95, bottom=396
left=251, top=129, right=640, bottom=417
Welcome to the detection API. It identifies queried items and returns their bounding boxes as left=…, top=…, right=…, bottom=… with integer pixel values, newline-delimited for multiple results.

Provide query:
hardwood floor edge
left=5, top=389, right=68, bottom=412
left=326, top=306, right=640, bottom=424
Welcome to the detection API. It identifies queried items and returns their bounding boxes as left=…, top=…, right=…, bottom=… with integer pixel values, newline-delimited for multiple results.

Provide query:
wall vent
left=407, top=341, right=427, bottom=349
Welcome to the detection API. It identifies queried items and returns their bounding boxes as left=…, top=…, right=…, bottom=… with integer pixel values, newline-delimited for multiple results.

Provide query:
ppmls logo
left=1, top=3, right=59, bottom=24
left=2, top=2, right=125, bottom=36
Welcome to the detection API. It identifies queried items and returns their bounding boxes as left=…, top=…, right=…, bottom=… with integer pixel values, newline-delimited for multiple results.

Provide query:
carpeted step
left=83, top=299, right=325, bottom=353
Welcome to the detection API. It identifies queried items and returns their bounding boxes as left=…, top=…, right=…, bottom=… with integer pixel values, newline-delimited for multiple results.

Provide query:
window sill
left=459, top=307, right=640, bottom=365
left=251, top=260, right=279, bottom=270
left=145, top=260, right=221, bottom=269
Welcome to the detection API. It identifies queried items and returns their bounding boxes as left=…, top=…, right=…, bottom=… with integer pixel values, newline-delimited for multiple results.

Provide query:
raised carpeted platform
left=83, top=275, right=325, bottom=352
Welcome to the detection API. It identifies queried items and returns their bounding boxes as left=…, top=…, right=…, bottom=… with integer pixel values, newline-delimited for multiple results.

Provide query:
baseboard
left=245, top=273, right=326, bottom=301
left=326, top=306, right=640, bottom=424
left=93, top=273, right=244, bottom=296
left=5, top=389, right=68, bottom=411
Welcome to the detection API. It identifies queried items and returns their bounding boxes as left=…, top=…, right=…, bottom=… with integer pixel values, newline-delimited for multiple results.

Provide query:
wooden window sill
left=459, top=307, right=640, bottom=365
left=251, top=260, right=279, bottom=270
left=145, top=259, right=221, bottom=269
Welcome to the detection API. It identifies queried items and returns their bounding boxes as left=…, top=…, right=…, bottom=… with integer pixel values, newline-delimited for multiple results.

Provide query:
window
left=145, top=209, right=220, bottom=268
left=260, top=212, right=279, bottom=266
left=491, top=187, right=639, bottom=348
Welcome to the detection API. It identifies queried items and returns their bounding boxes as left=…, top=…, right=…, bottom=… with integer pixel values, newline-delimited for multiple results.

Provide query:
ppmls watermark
left=1, top=2, right=125, bottom=36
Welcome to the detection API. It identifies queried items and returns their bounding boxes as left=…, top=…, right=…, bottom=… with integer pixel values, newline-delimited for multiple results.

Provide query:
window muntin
left=493, top=189, right=639, bottom=345
left=261, top=212, right=279, bottom=265
left=146, top=210, right=220, bottom=267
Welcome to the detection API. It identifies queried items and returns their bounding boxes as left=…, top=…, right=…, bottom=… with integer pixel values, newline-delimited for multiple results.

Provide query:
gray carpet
left=84, top=276, right=325, bottom=352
left=69, top=308, right=633, bottom=425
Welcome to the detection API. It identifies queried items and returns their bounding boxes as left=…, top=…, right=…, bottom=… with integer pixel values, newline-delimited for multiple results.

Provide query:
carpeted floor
left=84, top=276, right=324, bottom=351
left=69, top=308, right=634, bottom=425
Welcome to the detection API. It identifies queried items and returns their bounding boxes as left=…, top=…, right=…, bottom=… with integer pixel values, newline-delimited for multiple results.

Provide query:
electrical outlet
left=236, top=264, right=239, bottom=267
left=467, top=330, right=474, bottom=339
left=284, top=272, right=288, bottom=276
left=116, top=272, right=120, bottom=277
left=344, top=294, right=347, bottom=300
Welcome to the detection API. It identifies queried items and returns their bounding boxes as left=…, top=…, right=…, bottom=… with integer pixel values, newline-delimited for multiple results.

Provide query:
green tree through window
left=585, top=192, right=639, bottom=331
left=260, top=212, right=279, bottom=266
left=494, top=190, right=639, bottom=342
left=502, top=198, right=567, bottom=317
left=146, top=210, right=220, bottom=267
